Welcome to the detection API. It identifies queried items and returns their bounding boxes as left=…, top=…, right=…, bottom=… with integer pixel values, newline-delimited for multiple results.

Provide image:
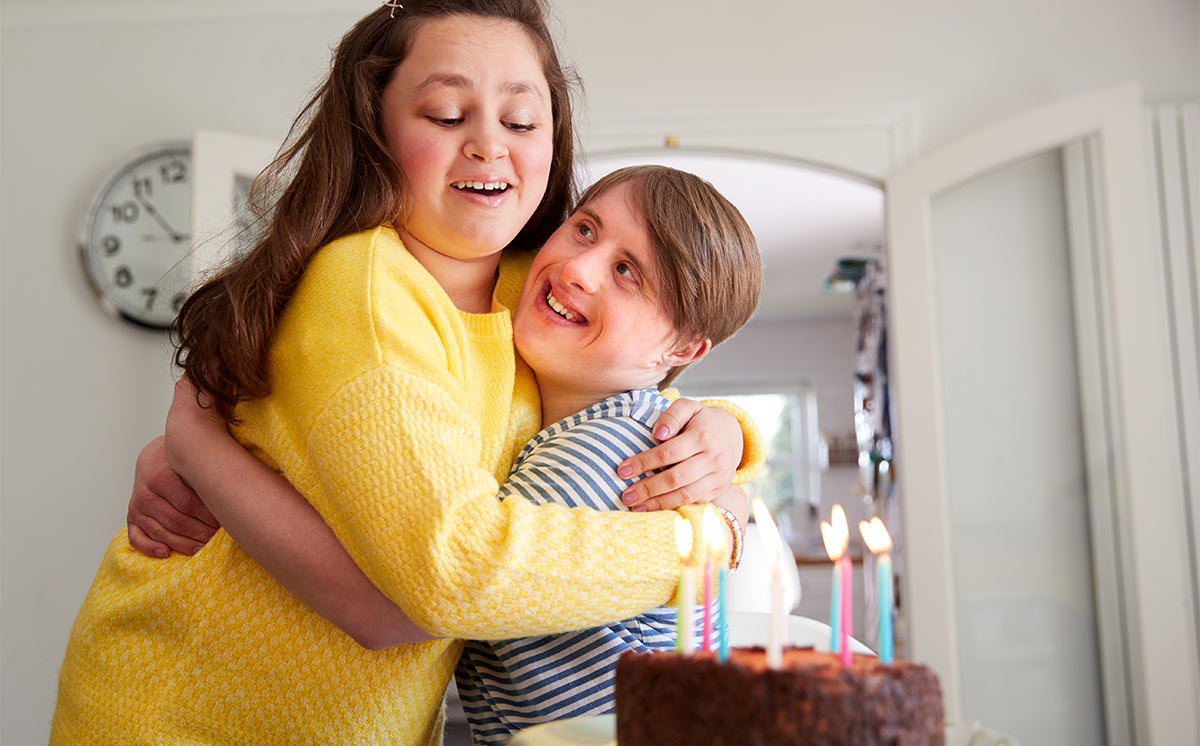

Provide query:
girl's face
left=513, top=182, right=707, bottom=399
left=381, top=15, right=554, bottom=262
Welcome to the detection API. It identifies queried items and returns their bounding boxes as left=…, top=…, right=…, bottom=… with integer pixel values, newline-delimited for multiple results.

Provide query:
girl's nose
left=561, top=249, right=604, bottom=294
left=464, top=121, right=508, bottom=163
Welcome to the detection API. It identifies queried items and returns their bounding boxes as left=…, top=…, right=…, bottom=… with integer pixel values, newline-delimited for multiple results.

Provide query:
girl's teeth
left=453, top=181, right=509, bottom=191
left=545, top=290, right=575, bottom=321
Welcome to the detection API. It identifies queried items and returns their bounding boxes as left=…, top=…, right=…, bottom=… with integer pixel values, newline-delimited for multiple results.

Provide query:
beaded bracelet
left=714, top=505, right=744, bottom=571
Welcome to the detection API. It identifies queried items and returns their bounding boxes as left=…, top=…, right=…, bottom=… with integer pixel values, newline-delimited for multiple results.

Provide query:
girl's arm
left=617, top=397, right=762, bottom=512
left=160, top=378, right=436, bottom=651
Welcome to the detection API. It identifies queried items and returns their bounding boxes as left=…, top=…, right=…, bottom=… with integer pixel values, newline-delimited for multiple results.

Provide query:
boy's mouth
left=451, top=180, right=511, bottom=195
left=545, top=286, right=585, bottom=323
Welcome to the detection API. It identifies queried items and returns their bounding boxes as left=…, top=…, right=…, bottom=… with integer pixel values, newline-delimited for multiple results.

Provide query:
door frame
left=886, top=82, right=1197, bottom=741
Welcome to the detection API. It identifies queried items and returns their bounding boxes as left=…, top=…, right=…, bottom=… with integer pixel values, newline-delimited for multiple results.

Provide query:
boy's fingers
left=126, top=523, right=170, bottom=558
left=127, top=514, right=203, bottom=557
left=146, top=470, right=219, bottom=529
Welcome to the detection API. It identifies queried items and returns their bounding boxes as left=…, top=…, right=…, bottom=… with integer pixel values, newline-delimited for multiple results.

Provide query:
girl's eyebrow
left=414, top=73, right=545, bottom=102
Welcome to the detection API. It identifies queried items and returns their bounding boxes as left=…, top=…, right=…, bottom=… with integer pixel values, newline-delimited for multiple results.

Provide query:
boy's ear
left=663, top=337, right=712, bottom=367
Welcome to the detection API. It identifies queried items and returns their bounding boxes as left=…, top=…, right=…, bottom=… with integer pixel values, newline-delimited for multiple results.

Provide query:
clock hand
left=134, top=193, right=186, bottom=242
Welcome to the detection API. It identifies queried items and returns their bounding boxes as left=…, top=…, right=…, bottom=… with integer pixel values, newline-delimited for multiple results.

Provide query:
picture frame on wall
left=189, top=129, right=279, bottom=283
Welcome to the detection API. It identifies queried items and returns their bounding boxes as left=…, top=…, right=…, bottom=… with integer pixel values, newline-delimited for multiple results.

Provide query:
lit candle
left=674, top=516, right=696, bottom=656
left=700, top=505, right=722, bottom=652
left=752, top=497, right=787, bottom=669
left=716, top=564, right=730, bottom=661
left=822, top=505, right=852, bottom=667
left=820, top=506, right=848, bottom=654
left=860, top=517, right=894, bottom=664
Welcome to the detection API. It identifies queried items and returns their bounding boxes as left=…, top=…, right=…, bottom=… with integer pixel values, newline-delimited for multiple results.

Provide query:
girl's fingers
left=649, top=398, right=705, bottom=441
left=618, top=428, right=708, bottom=480
left=621, top=455, right=714, bottom=508
left=630, top=474, right=726, bottom=513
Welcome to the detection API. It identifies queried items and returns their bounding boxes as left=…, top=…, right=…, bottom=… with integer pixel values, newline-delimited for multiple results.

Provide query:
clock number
left=160, top=160, right=188, bottom=184
left=101, top=235, right=121, bottom=256
left=111, top=202, right=139, bottom=223
left=172, top=292, right=188, bottom=312
left=114, top=266, right=134, bottom=288
left=133, top=176, right=153, bottom=198
left=142, top=288, right=158, bottom=311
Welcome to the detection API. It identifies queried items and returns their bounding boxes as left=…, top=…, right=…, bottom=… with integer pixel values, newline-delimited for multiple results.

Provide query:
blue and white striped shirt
left=453, top=388, right=710, bottom=745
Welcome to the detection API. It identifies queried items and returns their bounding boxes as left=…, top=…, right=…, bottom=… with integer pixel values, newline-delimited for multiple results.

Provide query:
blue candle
left=829, top=562, right=841, bottom=652
left=878, top=552, right=893, bottom=664
left=859, top=517, right=894, bottom=665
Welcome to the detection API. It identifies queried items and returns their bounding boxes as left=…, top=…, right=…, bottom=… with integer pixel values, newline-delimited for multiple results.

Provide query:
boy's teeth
left=545, top=290, right=575, bottom=321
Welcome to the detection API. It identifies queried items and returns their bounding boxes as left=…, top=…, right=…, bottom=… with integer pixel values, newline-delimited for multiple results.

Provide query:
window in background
left=698, top=386, right=822, bottom=518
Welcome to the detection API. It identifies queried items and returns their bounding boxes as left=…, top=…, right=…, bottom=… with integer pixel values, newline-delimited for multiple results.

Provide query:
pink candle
left=840, top=555, right=852, bottom=667
left=702, top=556, right=714, bottom=651
left=698, top=505, right=723, bottom=652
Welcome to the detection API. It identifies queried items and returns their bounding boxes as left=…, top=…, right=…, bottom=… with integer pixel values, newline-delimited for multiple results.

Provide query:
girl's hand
left=616, top=398, right=743, bottom=512
left=126, top=435, right=220, bottom=558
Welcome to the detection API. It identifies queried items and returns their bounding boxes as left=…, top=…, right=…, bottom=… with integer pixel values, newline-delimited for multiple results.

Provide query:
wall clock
left=79, top=142, right=194, bottom=330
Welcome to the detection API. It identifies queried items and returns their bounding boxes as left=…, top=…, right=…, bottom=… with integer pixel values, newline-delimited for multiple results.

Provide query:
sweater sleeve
left=304, top=365, right=702, bottom=640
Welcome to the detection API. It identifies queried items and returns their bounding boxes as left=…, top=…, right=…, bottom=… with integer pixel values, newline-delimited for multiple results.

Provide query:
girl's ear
left=663, top=337, right=712, bottom=367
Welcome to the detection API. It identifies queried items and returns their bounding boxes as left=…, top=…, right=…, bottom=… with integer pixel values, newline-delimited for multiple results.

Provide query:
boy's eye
left=504, top=121, right=537, bottom=132
left=427, top=116, right=463, bottom=127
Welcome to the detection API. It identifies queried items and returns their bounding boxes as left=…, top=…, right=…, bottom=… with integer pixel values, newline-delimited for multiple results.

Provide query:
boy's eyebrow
left=414, top=73, right=545, bottom=101
left=576, top=206, right=603, bottom=229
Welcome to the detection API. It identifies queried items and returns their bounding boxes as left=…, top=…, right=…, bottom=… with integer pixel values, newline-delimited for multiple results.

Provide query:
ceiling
left=580, top=150, right=885, bottom=321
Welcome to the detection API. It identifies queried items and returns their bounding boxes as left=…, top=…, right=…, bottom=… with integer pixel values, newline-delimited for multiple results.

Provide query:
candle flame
left=701, top=504, right=726, bottom=561
left=674, top=515, right=693, bottom=560
left=859, top=517, right=893, bottom=554
left=752, top=497, right=785, bottom=564
left=821, top=504, right=850, bottom=561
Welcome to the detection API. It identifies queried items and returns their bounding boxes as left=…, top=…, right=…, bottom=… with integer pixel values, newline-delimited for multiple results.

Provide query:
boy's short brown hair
left=575, top=165, right=762, bottom=387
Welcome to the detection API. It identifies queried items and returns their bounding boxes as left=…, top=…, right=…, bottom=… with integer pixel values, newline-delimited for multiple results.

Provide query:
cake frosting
left=615, top=646, right=944, bottom=746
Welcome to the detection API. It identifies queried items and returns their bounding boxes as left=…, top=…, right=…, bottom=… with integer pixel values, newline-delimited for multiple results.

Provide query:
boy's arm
left=160, top=378, right=436, bottom=650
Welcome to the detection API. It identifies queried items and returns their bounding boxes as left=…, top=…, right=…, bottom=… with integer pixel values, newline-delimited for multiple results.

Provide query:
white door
left=887, top=83, right=1198, bottom=744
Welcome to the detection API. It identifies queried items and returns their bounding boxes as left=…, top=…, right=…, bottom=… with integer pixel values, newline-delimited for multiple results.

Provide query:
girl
left=52, top=2, right=754, bottom=743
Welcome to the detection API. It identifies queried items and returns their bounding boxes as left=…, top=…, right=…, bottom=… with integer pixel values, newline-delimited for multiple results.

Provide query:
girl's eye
left=616, top=261, right=636, bottom=281
left=427, top=116, right=463, bottom=127
left=504, top=121, right=537, bottom=132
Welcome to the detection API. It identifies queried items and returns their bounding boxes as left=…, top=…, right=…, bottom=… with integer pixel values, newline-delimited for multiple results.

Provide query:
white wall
left=2, top=0, right=1197, bottom=742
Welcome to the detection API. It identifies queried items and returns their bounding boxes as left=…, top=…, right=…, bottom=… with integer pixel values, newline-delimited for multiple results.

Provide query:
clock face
left=80, top=144, right=193, bottom=329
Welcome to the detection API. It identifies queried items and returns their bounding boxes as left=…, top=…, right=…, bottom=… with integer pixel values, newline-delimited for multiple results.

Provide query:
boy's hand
left=617, top=398, right=741, bottom=512
left=126, top=435, right=219, bottom=558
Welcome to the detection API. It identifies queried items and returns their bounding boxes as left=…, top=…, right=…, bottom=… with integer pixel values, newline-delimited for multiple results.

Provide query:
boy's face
left=513, top=181, right=706, bottom=399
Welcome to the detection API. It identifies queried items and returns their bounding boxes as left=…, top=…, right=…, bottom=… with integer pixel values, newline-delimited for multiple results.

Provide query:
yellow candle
left=675, top=516, right=696, bottom=655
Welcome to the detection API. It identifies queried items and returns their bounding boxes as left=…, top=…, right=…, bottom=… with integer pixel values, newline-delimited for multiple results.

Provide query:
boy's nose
left=561, top=249, right=605, bottom=293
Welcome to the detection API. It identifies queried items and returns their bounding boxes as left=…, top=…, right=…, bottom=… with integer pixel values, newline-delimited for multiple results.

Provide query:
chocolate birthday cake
left=615, top=646, right=944, bottom=746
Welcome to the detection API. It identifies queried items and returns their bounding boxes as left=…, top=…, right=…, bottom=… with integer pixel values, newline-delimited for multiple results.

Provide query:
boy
left=456, top=165, right=762, bottom=744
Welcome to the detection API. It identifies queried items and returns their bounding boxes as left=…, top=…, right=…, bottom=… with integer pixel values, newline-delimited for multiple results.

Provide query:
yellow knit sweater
left=52, top=227, right=761, bottom=744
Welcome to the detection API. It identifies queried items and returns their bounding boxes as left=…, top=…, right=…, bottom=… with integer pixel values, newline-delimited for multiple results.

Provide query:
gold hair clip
left=382, top=0, right=403, bottom=18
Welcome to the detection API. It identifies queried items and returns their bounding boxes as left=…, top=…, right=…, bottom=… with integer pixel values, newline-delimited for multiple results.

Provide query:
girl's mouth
left=451, top=180, right=511, bottom=195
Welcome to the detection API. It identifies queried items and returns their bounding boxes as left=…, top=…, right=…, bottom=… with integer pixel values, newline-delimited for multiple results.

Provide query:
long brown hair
left=175, top=0, right=580, bottom=422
